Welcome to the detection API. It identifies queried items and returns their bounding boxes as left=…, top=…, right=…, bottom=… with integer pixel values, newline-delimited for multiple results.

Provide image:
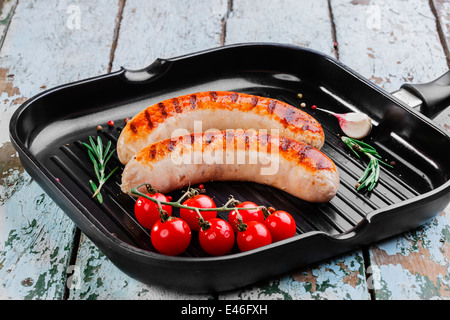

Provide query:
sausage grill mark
left=251, top=96, right=258, bottom=107
left=168, top=140, right=177, bottom=151
left=129, top=122, right=138, bottom=134
left=284, top=108, right=296, bottom=124
left=173, top=98, right=182, bottom=113
left=268, top=100, right=276, bottom=113
left=144, top=110, right=153, bottom=129
left=149, top=144, right=157, bottom=159
left=244, top=133, right=251, bottom=146
left=316, top=160, right=326, bottom=170
left=205, top=132, right=215, bottom=144
left=298, top=145, right=312, bottom=163
left=158, top=102, right=168, bottom=117
left=190, top=95, right=197, bottom=110
left=280, top=137, right=291, bottom=151
left=209, top=91, right=218, bottom=101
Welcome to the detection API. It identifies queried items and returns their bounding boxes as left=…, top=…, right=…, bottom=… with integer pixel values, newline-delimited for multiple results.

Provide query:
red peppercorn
left=124, top=117, right=131, bottom=124
left=107, top=120, right=115, bottom=127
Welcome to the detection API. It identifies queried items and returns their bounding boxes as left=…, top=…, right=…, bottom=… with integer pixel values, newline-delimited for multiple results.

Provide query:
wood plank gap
left=327, top=0, right=339, bottom=60
left=361, top=245, right=376, bottom=300
left=220, top=0, right=233, bottom=46
left=63, top=227, right=82, bottom=300
left=108, top=0, right=126, bottom=73
left=0, top=0, right=18, bottom=52
left=429, top=0, right=450, bottom=68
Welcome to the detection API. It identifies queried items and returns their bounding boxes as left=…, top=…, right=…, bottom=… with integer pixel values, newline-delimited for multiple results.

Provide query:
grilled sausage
left=121, top=130, right=339, bottom=203
left=117, top=91, right=325, bottom=165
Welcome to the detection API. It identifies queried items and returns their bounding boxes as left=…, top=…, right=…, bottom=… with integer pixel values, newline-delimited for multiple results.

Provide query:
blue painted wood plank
left=70, top=0, right=227, bottom=299
left=68, top=234, right=211, bottom=300
left=220, top=250, right=370, bottom=300
left=218, top=0, right=370, bottom=300
left=0, top=0, right=119, bottom=299
left=330, top=0, right=450, bottom=299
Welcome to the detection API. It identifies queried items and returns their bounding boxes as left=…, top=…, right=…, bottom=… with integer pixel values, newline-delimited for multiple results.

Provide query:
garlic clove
left=313, top=107, right=372, bottom=139
left=336, top=112, right=372, bottom=139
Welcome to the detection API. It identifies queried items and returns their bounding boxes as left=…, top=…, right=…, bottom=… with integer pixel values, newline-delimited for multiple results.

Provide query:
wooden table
left=0, top=0, right=449, bottom=300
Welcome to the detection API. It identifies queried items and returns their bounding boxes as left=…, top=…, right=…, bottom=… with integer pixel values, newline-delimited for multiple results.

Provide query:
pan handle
left=122, top=58, right=171, bottom=82
left=400, top=70, right=450, bottom=119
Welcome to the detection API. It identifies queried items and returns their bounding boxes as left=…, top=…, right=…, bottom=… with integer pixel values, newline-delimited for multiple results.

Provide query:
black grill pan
left=9, top=43, right=450, bottom=293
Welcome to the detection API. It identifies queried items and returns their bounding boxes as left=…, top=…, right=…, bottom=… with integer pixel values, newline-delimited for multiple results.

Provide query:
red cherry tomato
left=180, top=195, right=217, bottom=231
left=134, top=193, right=172, bottom=229
left=236, top=221, right=272, bottom=252
left=151, top=217, right=191, bottom=256
left=199, top=218, right=235, bottom=256
left=263, top=210, right=296, bottom=242
left=228, top=201, right=265, bottom=233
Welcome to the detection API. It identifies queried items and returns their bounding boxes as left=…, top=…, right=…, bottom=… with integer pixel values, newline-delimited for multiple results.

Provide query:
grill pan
left=9, top=43, right=450, bottom=293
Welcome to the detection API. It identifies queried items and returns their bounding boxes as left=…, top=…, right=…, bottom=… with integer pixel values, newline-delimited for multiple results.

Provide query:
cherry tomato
left=151, top=217, right=191, bottom=256
left=199, top=218, right=235, bottom=256
left=180, top=195, right=217, bottom=231
left=263, top=210, right=296, bottom=242
left=134, top=193, right=172, bottom=229
left=236, top=221, right=272, bottom=252
left=228, top=201, right=265, bottom=233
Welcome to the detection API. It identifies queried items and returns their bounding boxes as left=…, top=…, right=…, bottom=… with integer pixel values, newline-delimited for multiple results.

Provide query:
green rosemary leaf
left=84, top=136, right=118, bottom=203
left=103, top=140, right=112, bottom=162
left=374, top=160, right=380, bottom=182
left=88, top=136, right=99, bottom=159
left=104, top=148, right=116, bottom=166
left=87, top=149, right=97, bottom=166
left=378, top=158, right=394, bottom=168
left=342, top=136, right=392, bottom=192
left=357, top=163, right=372, bottom=183
left=92, top=159, right=101, bottom=182
left=342, top=137, right=361, bottom=158
left=104, top=166, right=119, bottom=182
left=97, top=136, right=103, bottom=162
left=350, top=138, right=376, bottom=151
left=362, top=148, right=379, bottom=156
left=89, top=180, right=103, bottom=203
left=82, top=142, right=95, bottom=155
left=349, top=145, right=361, bottom=158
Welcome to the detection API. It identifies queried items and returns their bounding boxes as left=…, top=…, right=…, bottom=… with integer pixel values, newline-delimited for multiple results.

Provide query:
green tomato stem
left=130, top=183, right=266, bottom=222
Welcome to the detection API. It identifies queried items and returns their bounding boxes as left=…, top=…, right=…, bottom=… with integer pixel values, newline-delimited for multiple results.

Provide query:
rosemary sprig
left=83, top=136, right=119, bottom=203
left=341, top=136, right=392, bottom=192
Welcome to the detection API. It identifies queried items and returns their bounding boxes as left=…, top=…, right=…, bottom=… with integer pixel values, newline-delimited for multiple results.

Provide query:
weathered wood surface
left=0, top=0, right=449, bottom=300
left=220, top=0, right=369, bottom=300
left=331, top=0, right=450, bottom=299
left=0, top=0, right=118, bottom=299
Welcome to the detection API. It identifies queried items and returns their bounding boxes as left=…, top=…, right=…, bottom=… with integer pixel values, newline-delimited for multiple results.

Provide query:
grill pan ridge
left=9, top=43, right=450, bottom=293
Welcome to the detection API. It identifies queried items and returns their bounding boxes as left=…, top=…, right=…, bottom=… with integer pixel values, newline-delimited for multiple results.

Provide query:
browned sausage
left=117, top=91, right=325, bottom=164
left=121, top=130, right=339, bottom=203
